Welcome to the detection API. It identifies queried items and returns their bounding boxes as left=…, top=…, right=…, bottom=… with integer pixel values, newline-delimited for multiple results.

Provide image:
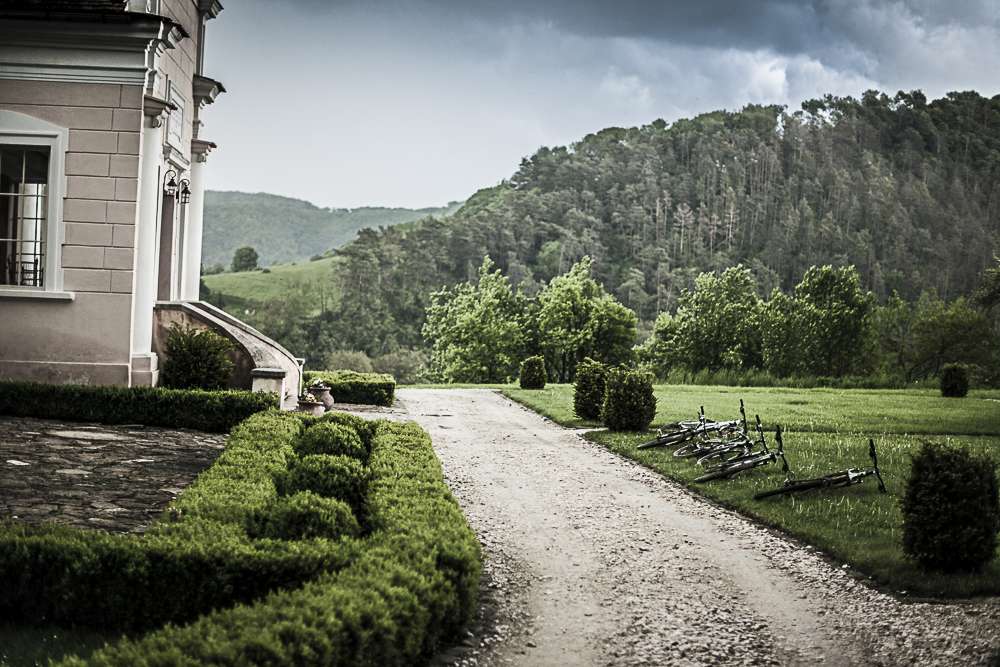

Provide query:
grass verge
left=503, top=383, right=1000, bottom=597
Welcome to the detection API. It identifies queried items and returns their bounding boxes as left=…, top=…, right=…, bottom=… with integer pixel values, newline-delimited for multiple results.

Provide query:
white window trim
left=0, top=110, right=69, bottom=297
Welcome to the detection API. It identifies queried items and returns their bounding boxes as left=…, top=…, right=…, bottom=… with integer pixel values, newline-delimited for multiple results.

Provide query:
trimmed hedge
left=248, top=492, right=361, bottom=541
left=295, top=422, right=368, bottom=461
left=519, top=355, right=546, bottom=389
left=601, top=367, right=657, bottom=431
left=902, top=442, right=999, bottom=572
left=0, top=381, right=276, bottom=433
left=0, top=411, right=358, bottom=631
left=58, top=421, right=481, bottom=666
left=304, top=370, right=396, bottom=406
left=277, top=454, right=370, bottom=512
left=940, top=363, right=970, bottom=398
left=573, top=358, right=607, bottom=420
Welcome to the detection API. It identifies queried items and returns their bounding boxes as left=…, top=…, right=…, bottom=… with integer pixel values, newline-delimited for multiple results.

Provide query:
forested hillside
left=318, top=90, right=999, bottom=356
left=201, top=191, right=462, bottom=267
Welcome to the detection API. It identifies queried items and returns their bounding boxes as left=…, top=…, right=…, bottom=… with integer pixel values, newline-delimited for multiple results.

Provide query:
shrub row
left=0, top=411, right=358, bottom=631
left=60, top=420, right=481, bottom=666
left=304, top=370, right=396, bottom=406
left=572, top=360, right=657, bottom=432
left=0, top=381, right=276, bottom=433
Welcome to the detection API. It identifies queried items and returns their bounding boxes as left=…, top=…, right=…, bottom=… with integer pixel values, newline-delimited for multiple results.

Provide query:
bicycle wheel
left=694, top=461, right=753, bottom=483
left=697, top=447, right=749, bottom=467
left=673, top=440, right=709, bottom=458
left=753, top=479, right=827, bottom=500
left=640, top=430, right=695, bottom=450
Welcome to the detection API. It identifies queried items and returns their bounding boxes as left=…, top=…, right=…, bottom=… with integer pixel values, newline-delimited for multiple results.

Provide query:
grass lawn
left=0, top=624, right=113, bottom=666
left=202, top=255, right=341, bottom=306
left=502, top=383, right=1000, bottom=598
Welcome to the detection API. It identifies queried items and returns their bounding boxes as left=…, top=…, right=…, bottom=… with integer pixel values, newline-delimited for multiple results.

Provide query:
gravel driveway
left=398, top=389, right=1000, bottom=667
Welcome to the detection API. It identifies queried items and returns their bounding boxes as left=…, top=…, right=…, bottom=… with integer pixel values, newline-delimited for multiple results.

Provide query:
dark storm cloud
left=203, top=1, right=1000, bottom=208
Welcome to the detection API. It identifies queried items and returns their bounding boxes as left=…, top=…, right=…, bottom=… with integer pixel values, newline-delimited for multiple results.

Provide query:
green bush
left=940, top=363, right=970, bottom=397
left=295, top=422, right=367, bottom=462
left=902, top=443, right=1000, bottom=572
left=303, top=370, right=396, bottom=406
left=0, top=381, right=276, bottom=433
left=278, top=454, right=369, bottom=511
left=573, top=358, right=607, bottom=420
left=247, top=491, right=361, bottom=541
left=0, top=411, right=356, bottom=631
left=601, top=367, right=657, bottom=431
left=57, top=421, right=481, bottom=666
left=518, top=355, right=546, bottom=389
left=160, top=323, right=235, bottom=390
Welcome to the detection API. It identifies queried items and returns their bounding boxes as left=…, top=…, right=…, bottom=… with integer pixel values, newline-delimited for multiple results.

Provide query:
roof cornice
left=198, top=0, right=223, bottom=20
left=193, top=74, right=225, bottom=106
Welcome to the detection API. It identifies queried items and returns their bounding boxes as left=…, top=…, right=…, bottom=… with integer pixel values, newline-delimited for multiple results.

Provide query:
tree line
left=206, top=89, right=1000, bottom=383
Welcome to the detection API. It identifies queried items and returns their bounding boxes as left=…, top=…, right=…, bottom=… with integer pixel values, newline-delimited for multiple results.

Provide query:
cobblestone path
left=0, top=417, right=225, bottom=533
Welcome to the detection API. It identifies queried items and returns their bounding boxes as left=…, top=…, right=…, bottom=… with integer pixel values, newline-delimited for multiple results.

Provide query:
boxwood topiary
left=573, top=358, right=607, bottom=420
left=277, top=455, right=369, bottom=511
left=247, top=491, right=361, bottom=541
left=902, top=442, right=1000, bottom=572
left=295, top=422, right=367, bottom=462
left=940, top=363, right=970, bottom=398
left=601, top=367, right=656, bottom=432
left=519, top=355, right=546, bottom=389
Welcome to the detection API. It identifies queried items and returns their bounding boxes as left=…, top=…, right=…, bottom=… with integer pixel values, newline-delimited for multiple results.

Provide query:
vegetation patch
left=504, top=383, right=1000, bottom=596
left=519, top=355, right=547, bottom=389
left=54, top=420, right=479, bottom=666
left=0, top=381, right=277, bottom=433
left=303, top=370, right=396, bottom=406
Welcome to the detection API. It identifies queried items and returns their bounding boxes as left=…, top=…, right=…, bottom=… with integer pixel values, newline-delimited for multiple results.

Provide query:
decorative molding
left=0, top=288, right=74, bottom=301
left=142, top=93, right=175, bottom=128
left=162, top=143, right=190, bottom=171
left=0, top=16, right=183, bottom=86
left=191, top=137, right=216, bottom=163
left=198, top=0, right=224, bottom=20
left=192, top=74, right=225, bottom=106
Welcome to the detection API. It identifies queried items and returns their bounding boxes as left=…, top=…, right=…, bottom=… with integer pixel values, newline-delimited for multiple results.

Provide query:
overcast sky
left=201, top=0, right=1000, bottom=209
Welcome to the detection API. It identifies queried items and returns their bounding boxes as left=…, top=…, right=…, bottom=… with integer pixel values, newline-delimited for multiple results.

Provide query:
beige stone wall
left=0, top=80, right=142, bottom=385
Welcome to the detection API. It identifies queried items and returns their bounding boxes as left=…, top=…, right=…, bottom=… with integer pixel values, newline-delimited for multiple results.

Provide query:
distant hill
left=201, top=191, right=463, bottom=268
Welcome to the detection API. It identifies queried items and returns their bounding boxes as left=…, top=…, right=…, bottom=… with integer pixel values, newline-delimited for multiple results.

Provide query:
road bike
left=672, top=402, right=750, bottom=459
left=753, top=439, right=887, bottom=500
left=694, top=423, right=790, bottom=483
left=638, top=400, right=747, bottom=450
left=694, top=415, right=767, bottom=467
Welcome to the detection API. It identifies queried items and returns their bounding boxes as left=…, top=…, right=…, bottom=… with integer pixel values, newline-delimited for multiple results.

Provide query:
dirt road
left=399, top=388, right=1000, bottom=667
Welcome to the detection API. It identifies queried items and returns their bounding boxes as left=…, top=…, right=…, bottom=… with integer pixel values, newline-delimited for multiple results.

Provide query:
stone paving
left=0, top=417, right=226, bottom=533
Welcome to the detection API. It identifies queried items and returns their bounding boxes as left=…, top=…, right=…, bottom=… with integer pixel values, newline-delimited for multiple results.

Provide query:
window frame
left=0, top=110, right=68, bottom=296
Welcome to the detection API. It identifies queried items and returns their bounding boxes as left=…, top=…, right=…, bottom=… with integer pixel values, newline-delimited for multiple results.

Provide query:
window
left=0, top=110, right=68, bottom=294
left=167, top=82, right=186, bottom=151
left=0, top=145, right=50, bottom=287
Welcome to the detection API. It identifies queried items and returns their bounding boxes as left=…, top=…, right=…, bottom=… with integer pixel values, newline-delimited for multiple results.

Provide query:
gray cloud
left=199, top=1, right=1000, bottom=209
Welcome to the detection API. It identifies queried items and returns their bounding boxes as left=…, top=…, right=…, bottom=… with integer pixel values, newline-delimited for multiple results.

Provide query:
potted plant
left=297, top=392, right=325, bottom=417
left=306, top=379, right=335, bottom=409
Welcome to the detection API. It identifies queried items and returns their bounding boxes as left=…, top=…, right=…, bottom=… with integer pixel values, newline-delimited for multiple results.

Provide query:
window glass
left=0, top=144, right=50, bottom=287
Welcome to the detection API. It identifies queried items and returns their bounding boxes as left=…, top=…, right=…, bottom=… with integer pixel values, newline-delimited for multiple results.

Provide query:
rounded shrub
left=940, top=363, right=970, bottom=398
left=160, top=323, right=234, bottom=390
left=519, top=355, right=546, bottom=389
left=295, top=422, right=367, bottom=462
left=248, top=491, right=361, bottom=541
left=601, top=367, right=656, bottom=432
left=277, top=454, right=369, bottom=510
left=573, top=358, right=607, bottom=421
left=901, top=442, right=999, bottom=572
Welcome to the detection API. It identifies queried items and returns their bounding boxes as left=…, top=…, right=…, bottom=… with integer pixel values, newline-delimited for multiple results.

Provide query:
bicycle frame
left=753, top=438, right=887, bottom=499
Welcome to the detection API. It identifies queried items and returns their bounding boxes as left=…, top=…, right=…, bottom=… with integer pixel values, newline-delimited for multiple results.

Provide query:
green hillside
left=202, top=190, right=463, bottom=267
left=202, top=256, right=340, bottom=308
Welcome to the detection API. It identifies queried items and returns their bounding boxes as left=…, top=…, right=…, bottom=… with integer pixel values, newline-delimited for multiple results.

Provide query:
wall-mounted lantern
left=163, top=169, right=179, bottom=197
left=179, top=179, right=192, bottom=205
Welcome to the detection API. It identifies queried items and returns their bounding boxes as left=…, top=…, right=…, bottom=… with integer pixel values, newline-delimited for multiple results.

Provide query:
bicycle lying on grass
left=753, top=439, right=888, bottom=500
left=694, top=423, right=790, bottom=483
left=638, top=400, right=747, bottom=450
